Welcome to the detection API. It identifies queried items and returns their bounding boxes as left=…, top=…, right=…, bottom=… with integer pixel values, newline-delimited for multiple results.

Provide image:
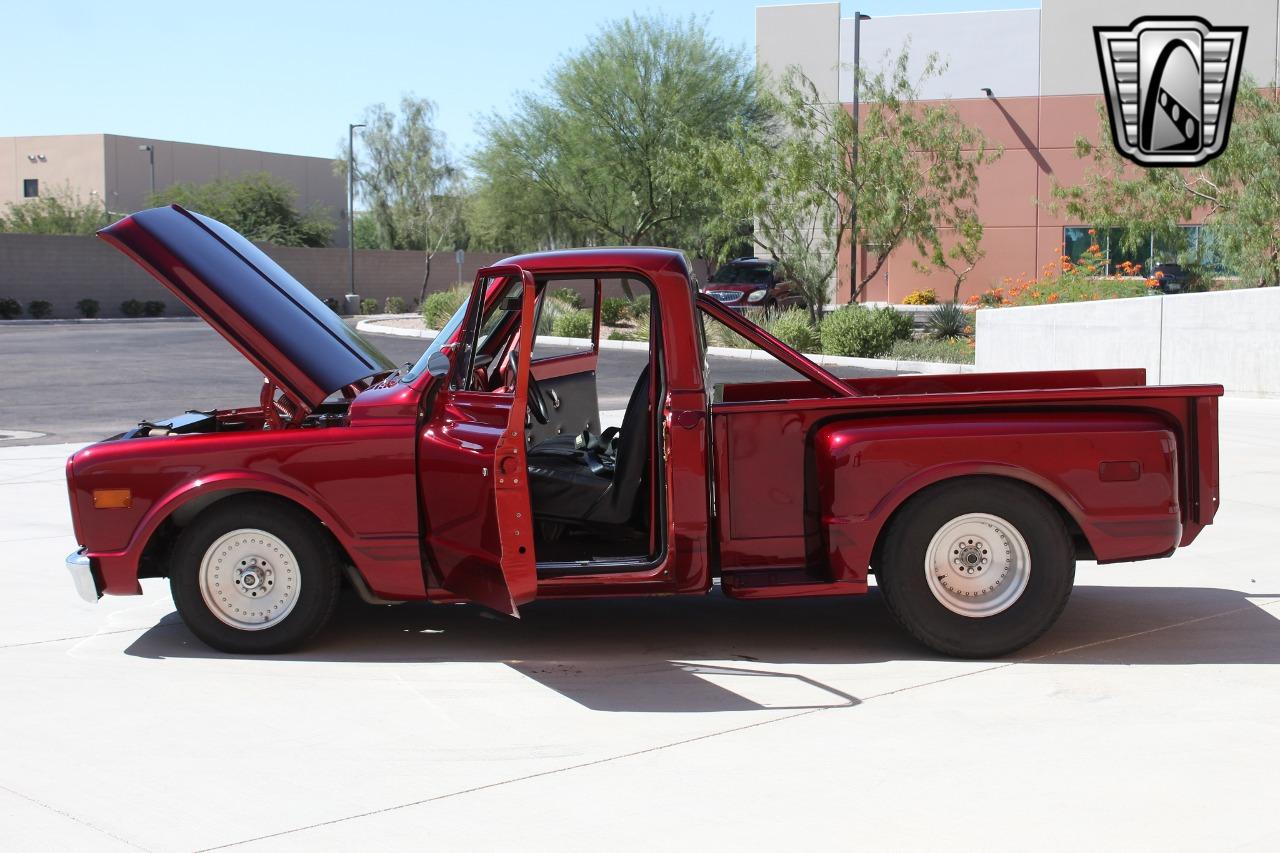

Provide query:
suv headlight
left=747, top=289, right=767, bottom=303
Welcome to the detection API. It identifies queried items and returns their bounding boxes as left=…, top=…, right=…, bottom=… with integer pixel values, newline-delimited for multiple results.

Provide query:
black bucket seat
left=526, top=366, right=651, bottom=527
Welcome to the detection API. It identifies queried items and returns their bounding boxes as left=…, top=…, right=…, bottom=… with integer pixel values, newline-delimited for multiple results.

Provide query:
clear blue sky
left=7, top=0, right=1037, bottom=162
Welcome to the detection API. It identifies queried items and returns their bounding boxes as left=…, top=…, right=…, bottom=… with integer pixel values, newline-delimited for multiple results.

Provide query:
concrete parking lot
left=0, top=324, right=1277, bottom=851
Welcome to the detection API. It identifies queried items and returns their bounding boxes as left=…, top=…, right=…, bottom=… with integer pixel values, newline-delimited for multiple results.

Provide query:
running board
left=722, top=569, right=866, bottom=600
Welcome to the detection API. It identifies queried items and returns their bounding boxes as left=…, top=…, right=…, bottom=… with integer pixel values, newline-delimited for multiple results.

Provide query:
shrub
left=609, top=315, right=651, bottom=343
left=819, top=306, right=912, bottom=358
left=630, top=294, right=651, bottom=319
left=143, top=300, right=165, bottom=317
left=600, top=297, right=630, bottom=326
left=422, top=284, right=469, bottom=328
left=551, top=309, right=592, bottom=338
left=927, top=302, right=970, bottom=340
left=887, top=338, right=975, bottom=364
left=703, top=315, right=754, bottom=349
left=359, top=298, right=378, bottom=315
left=121, top=299, right=144, bottom=317
left=903, top=288, right=938, bottom=305
left=551, top=287, right=583, bottom=309
left=0, top=298, right=21, bottom=319
left=77, top=298, right=100, bottom=318
left=536, top=293, right=577, bottom=334
left=322, top=297, right=341, bottom=313
left=27, top=300, right=53, bottom=319
left=384, top=296, right=407, bottom=314
left=765, top=309, right=820, bottom=353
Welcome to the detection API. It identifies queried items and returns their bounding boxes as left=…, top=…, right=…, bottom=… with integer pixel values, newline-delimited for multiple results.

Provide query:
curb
left=357, top=318, right=977, bottom=374
left=0, top=316, right=202, bottom=326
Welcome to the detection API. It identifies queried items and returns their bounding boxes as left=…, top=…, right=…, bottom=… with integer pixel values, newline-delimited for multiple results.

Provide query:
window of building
left=1062, top=225, right=1235, bottom=276
left=22, top=179, right=38, bottom=198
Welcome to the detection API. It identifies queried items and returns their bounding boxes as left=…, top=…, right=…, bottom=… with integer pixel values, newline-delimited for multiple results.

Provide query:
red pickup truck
left=64, top=205, right=1222, bottom=658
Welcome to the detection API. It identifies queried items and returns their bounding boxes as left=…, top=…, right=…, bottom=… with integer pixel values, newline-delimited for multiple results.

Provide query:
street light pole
left=347, top=123, right=366, bottom=301
left=137, top=144, right=155, bottom=203
left=847, top=12, right=870, bottom=304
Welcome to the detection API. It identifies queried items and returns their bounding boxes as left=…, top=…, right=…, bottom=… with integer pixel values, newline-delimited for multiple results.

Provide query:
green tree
left=0, top=183, right=114, bottom=235
left=694, top=50, right=999, bottom=319
left=150, top=172, right=332, bottom=247
left=1052, top=81, right=1280, bottom=286
left=341, top=95, right=465, bottom=304
left=469, top=14, right=758, bottom=256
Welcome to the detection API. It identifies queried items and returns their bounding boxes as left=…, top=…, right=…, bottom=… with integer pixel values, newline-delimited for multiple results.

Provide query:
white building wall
left=756, top=2, right=843, bottom=102
left=1039, top=0, right=1279, bottom=96
left=842, top=9, right=1041, bottom=102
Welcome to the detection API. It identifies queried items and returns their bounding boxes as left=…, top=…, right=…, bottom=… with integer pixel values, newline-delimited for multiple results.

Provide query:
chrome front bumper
left=65, top=549, right=101, bottom=603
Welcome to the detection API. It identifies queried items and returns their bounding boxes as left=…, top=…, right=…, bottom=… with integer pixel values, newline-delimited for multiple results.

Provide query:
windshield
left=403, top=297, right=470, bottom=383
left=402, top=276, right=523, bottom=384
left=711, top=265, right=771, bottom=285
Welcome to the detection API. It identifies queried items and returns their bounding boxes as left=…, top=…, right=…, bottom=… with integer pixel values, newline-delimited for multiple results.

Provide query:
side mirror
left=426, top=349, right=452, bottom=378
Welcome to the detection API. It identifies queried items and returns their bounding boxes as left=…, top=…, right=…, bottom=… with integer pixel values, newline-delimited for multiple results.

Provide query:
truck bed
left=709, top=369, right=1221, bottom=596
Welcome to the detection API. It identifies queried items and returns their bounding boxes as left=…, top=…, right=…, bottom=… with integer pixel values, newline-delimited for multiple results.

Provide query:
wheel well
left=138, top=490, right=357, bottom=579
left=868, top=474, right=1090, bottom=576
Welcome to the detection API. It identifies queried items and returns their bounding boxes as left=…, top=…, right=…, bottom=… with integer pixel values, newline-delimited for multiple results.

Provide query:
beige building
left=757, top=1, right=1280, bottom=303
left=0, top=134, right=347, bottom=246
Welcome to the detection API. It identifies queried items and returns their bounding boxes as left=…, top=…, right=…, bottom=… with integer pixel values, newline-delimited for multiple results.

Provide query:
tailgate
left=1188, top=394, right=1221, bottom=537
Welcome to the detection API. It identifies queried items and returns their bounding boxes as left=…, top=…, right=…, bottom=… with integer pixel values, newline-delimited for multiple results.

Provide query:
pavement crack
left=0, top=782, right=154, bottom=852
left=0, top=620, right=181, bottom=650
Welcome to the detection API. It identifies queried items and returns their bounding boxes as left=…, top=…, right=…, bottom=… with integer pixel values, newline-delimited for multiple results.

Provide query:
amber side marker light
left=92, top=488, right=133, bottom=509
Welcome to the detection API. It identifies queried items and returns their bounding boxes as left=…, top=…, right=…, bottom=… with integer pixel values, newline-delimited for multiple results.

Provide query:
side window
left=461, top=277, right=523, bottom=391
left=533, top=278, right=595, bottom=360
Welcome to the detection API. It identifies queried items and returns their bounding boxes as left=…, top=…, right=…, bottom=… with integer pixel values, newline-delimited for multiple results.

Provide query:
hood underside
left=99, top=205, right=395, bottom=410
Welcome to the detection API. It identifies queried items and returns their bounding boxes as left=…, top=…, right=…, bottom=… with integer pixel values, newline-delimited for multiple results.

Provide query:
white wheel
left=198, top=528, right=301, bottom=631
left=923, top=512, right=1031, bottom=618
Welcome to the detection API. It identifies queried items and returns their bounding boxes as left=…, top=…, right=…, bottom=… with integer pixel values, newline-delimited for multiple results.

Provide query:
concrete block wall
left=0, top=232, right=504, bottom=318
left=976, top=288, right=1280, bottom=397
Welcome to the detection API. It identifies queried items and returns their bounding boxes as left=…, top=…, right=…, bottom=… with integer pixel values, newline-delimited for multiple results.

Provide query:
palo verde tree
left=469, top=14, right=759, bottom=257
left=695, top=49, right=998, bottom=318
left=341, top=95, right=466, bottom=304
left=1053, top=80, right=1280, bottom=286
left=914, top=210, right=985, bottom=303
left=150, top=173, right=332, bottom=247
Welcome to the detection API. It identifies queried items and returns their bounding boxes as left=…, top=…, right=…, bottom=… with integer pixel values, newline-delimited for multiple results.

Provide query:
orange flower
left=1087, top=228, right=1097, bottom=236
left=1047, top=293, right=1060, bottom=303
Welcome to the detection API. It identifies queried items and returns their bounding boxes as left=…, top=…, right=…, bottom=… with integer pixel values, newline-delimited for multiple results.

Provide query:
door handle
left=548, top=389, right=561, bottom=409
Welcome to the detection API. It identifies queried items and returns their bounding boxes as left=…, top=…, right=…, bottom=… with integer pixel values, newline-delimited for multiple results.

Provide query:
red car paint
left=66, top=206, right=1222, bottom=622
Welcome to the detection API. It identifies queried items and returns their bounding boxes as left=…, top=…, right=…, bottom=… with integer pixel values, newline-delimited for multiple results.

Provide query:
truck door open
left=418, top=266, right=538, bottom=615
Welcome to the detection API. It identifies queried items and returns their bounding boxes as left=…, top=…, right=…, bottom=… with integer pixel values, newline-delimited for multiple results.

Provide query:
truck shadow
left=125, top=585, right=1280, bottom=713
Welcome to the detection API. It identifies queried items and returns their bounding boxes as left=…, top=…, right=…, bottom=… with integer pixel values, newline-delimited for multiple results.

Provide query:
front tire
left=170, top=497, right=341, bottom=654
left=876, top=479, right=1075, bottom=658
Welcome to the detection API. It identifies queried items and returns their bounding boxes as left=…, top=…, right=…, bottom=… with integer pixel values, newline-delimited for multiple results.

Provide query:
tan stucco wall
left=1, top=134, right=107, bottom=210
left=2, top=135, right=346, bottom=246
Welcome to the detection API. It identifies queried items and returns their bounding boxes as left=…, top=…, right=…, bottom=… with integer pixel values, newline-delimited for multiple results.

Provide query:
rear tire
left=876, top=479, right=1075, bottom=658
left=169, top=496, right=341, bottom=654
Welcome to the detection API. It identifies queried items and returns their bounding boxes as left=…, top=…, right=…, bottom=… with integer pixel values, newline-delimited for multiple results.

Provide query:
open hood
left=99, top=205, right=395, bottom=410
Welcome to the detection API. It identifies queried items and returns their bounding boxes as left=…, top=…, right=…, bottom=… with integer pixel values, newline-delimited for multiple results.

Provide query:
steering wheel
left=507, top=351, right=549, bottom=424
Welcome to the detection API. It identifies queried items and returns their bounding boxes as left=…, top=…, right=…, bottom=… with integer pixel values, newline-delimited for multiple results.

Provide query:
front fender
left=88, top=470, right=359, bottom=596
